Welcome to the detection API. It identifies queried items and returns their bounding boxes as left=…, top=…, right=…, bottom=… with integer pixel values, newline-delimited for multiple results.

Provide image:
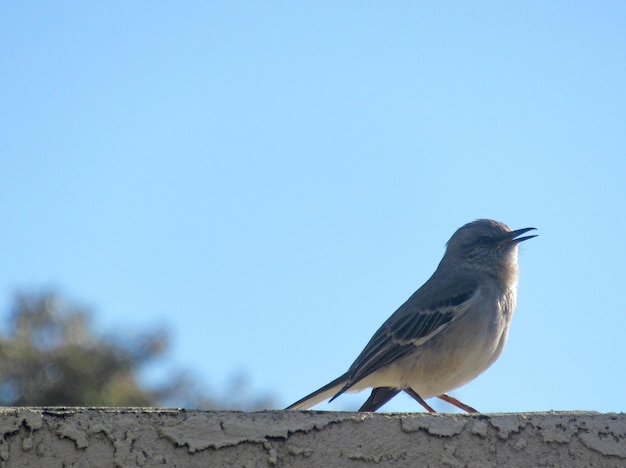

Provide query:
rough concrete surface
left=0, top=408, right=624, bottom=467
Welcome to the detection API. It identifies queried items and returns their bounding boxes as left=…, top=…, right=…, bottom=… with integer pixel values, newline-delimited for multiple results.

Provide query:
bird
left=286, top=219, right=536, bottom=413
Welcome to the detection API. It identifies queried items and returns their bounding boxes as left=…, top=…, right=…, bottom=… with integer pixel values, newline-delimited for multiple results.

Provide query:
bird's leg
left=404, top=388, right=436, bottom=413
left=437, top=393, right=478, bottom=413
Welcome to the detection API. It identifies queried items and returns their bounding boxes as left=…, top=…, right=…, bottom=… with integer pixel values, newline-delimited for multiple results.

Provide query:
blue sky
left=2, top=2, right=625, bottom=413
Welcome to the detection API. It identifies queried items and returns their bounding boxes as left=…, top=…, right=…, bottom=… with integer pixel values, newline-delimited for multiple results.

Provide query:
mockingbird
left=286, top=219, right=536, bottom=412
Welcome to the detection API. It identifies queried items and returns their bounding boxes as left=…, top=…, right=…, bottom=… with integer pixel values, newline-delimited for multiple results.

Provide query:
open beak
left=508, top=227, right=538, bottom=244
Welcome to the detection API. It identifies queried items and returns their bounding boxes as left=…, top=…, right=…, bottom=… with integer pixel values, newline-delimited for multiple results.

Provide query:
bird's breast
left=370, top=285, right=517, bottom=398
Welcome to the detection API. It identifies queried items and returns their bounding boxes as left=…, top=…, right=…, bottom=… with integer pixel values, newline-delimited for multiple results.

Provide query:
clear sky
left=2, top=2, right=625, bottom=413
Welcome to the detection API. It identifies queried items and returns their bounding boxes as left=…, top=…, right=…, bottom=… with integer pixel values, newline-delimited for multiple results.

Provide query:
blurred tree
left=0, top=291, right=275, bottom=409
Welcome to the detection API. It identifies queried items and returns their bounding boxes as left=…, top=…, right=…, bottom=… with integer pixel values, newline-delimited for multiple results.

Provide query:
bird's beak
left=508, top=227, right=538, bottom=244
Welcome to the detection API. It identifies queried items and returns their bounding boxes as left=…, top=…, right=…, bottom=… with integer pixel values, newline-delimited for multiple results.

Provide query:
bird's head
left=443, top=219, right=537, bottom=277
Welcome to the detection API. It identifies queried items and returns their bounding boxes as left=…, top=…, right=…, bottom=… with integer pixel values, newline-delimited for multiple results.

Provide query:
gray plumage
left=286, top=219, right=536, bottom=412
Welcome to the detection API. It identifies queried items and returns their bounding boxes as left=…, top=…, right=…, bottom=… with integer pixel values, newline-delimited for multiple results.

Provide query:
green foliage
left=0, top=291, right=274, bottom=409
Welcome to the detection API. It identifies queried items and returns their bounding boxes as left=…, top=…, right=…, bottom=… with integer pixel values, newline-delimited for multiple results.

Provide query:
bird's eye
left=478, top=236, right=491, bottom=246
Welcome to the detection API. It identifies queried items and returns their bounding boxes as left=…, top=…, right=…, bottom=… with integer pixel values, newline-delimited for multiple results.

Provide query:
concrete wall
left=0, top=408, right=624, bottom=467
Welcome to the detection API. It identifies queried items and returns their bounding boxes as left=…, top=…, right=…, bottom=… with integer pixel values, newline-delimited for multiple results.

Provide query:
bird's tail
left=285, top=374, right=349, bottom=410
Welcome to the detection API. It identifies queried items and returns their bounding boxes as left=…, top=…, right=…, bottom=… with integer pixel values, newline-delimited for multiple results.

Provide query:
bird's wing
left=334, top=277, right=479, bottom=397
